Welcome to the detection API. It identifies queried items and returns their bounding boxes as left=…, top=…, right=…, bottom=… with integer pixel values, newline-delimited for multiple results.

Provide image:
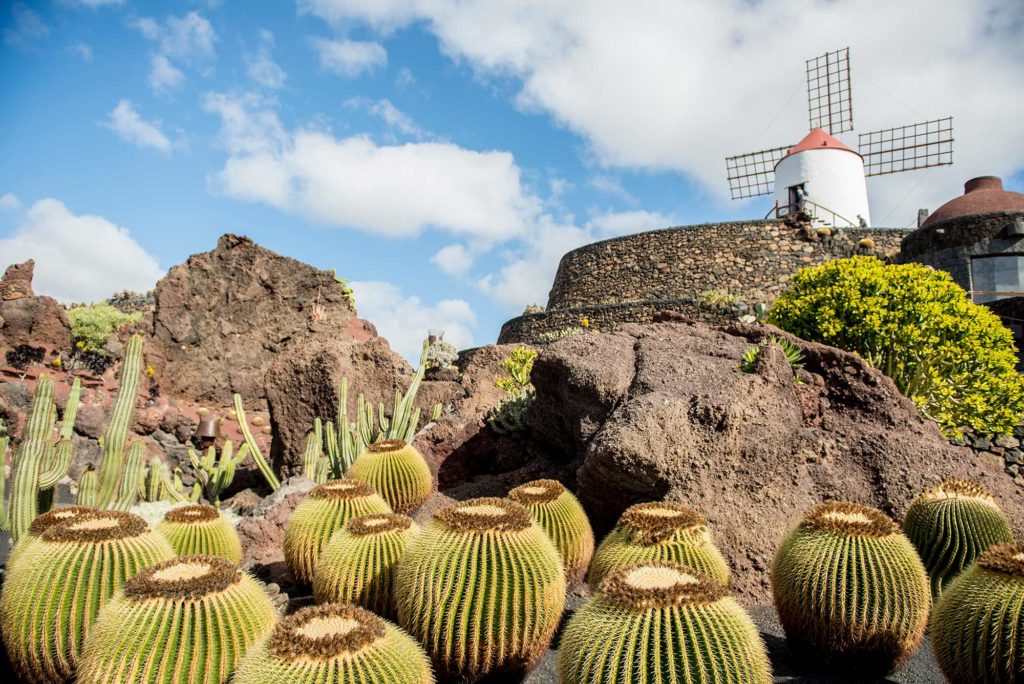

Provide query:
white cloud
left=204, top=92, right=536, bottom=241
left=587, top=209, right=675, bottom=237
left=3, top=4, right=48, bottom=47
left=302, top=0, right=1024, bottom=227
left=246, top=29, right=286, bottom=89
left=149, top=55, right=185, bottom=93
left=349, top=280, right=476, bottom=364
left=0, top=199, right=163, bottom=303
left=62, top=0, right=125, bottom=7
left=0, top=194, right=21, bottom=211
left=431, top=244, right=473, bottom=277
left=344, top=97, right=425, bottom=138
left=311, top=37, right=387, bottom=77
left=68, top=42, right=93, bottom=60
left=104, top=100, right=173, bottom=153
left=395, top=67, right=415, bottom=89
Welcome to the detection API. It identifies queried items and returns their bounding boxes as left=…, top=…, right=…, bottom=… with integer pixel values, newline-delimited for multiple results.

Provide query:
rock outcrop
left=148, top=234, right=398, bottom=403
left=0, top=260, right=71, bottom=358
left=529, top=321, right=1024, bottom=603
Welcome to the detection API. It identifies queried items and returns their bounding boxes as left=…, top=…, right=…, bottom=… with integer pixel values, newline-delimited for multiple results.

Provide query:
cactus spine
left=157, top=503, right=243, bottom=562
left=6, top=504, right=93, bottom=572
left=77, top=555, right=278, bottom=684
left=559, top=562, right=772, bottom=684
left=931, top=542, right=1024, bottom=683
left=903, top=478, right=1013, bottom=596
left=233, top=603, right=434, bottom=684
left=508, top=479, right=594, bottom=583
left=772, top=501, right=930, bottom=675
left=313, top=513, right=419, bottom=616
left=395, top=497, right=566, bottom=679
left=189, top=440, right=247, bottom=504
left=284, top=478, right=392, bottom=584
left=588, top=502, right=730, bottom=589
left=0, top=376, right=80, bottom=541
left=348, top=439, right=433, bottom=513
left=0, top=510, right=175, bottom=683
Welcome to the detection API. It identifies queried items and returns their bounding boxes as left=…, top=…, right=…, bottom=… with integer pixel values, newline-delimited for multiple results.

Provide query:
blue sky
left=1, top=0, right=1022, bottom=362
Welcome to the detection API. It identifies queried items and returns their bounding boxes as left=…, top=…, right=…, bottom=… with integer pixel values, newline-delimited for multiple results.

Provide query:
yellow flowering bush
left=769, top=256, right=1024, bottom=438
left=67, top=303, right=142, bottom=353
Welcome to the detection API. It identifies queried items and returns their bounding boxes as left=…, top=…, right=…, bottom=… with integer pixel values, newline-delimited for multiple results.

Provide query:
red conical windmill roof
left=785, top=128, right=857, bottom=156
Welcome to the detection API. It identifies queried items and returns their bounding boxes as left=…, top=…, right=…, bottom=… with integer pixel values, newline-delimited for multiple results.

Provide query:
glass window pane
left=971, top=255, right=1024, bottom=304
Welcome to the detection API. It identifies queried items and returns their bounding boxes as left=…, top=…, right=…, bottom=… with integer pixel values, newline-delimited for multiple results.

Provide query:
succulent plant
left=77, top=555, right=278, bottom=684
left=559, top=561, right=772, bottom=683
left=931, top=541, right=1024, bottom=683
left=588, top=502, right=731, bottom=589
left=507, top=479, right=594, bottom=583
left=284, top=478, right=392, bottom=585
left=6, top=504, right=93, bottom=572
left=903, top=478, right=1013, bottom=597
left=772, top=501, right=930, bottom=675
left=157, top=503, right=243, bottom=563
left=313, top=513, right=419, bottom=617
left=0, top=510, right=175, bottom=683
left=233, top=603, right=434, bottom=684
left=347, top=439, right=433, bottom=513
left=395, top=497, right=566, bottom=679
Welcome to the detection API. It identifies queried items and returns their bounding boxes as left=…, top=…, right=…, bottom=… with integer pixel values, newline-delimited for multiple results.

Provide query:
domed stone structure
left=921, top=176, right=1024, bottom=228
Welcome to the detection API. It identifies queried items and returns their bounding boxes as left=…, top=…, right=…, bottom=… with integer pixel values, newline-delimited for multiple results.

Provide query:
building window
left=971, top=254, right=1024, bottom=303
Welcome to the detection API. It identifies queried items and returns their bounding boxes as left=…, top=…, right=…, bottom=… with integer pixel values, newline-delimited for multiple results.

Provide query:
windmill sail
left=858, top=117, right=953, bottom=177
left=807, top=48, right=853, bottom=135
left=725, top=145, right=793, bottom=200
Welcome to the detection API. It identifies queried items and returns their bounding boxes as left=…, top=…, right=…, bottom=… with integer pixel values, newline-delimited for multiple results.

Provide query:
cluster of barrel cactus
left=347, top=439, right=433, bottom=513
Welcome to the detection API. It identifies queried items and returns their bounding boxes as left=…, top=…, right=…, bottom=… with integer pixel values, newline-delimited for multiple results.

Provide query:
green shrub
left=495, top=346, right=536, bottom=394
left=531, top=327, right=581, bottom=345
left=489, top=346, right=538, bottom=434
left=739, top=336, right=804, bottom=375
left=768, top=256, right=1024, bottom=437
left=698, top=289, right=741, bottom=308
left=68, top=303, right=142, bottom=353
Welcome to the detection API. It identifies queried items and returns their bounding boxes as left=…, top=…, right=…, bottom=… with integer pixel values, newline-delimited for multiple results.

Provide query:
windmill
left=725, top=48, right=953, bottom=227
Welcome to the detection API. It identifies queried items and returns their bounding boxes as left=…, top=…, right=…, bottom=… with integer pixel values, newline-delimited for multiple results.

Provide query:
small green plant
left=347, top=439, right=433, bottom=513
left=522, top=304, right=545, bottom=315
left=395, top=497, right=565, bottom=680
left=77, top=555, right=277, bottom=684
left=588, top=502, right=731, bottom=589
left=508, top=479, right=594, bottom=584
left=738, top=336, right=805, bottom=375
left=930, top=541, right=1024, bottom=683
left=157, top=504, right=243, bottom=563
left=489, top=346, right=538, bottom=434
left=769, top=256, right=1024, bottom=438
left=531, top=327, right=581, bottom=345
left=333, top=269, right=355, bottom=307
left=559, top=562, right=772, bottom=684
left=189, top=440, right=248, bottom=504
left=425, top=339, right=458, bottom=369
left=698, top=289, right=741, bottom=308
left=495, top=346, right=536, bottom=394
left=67, top=303, right=141, bottom=353
left=902, top=478, right=1013, bottom=597
left=772, top=501, right=930, bottom=675
left=233, top=603, right=433, bottom=684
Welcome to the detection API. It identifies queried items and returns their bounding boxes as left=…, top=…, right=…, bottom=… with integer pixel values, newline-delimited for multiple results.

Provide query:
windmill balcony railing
left=765, top=200, right=859, bottom=228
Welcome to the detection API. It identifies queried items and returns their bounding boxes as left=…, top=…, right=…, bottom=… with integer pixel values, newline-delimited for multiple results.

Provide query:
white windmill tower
left=725, top=48, right=954, bottom=228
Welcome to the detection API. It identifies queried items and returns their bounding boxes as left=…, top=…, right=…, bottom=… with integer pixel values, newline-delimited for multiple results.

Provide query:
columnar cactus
left=233, top=603, right=434, bottom=684
left=588, top=501, right=730, bottom=588
left=6, top=504, right=93, bottom=571
left=157, top=503, right=243, bottom=563
left=189, top=440, right=248, bottom=505
left=559, top=561, right=772, bottom=683
left=903, top=478, right=1013, bottom=596
left=348, top=439, right=433, bottom=513
left=77, top=555, right=278, bottom=684
left=313, top=513, right=419, bottom=617
left=931, top=541, right=1024, bottom=683
left=395, top=497, right=566, bottom=679
left=0, top=510, right=175, bottom=683
left=772, top=501, right=931, bottom=675
left=284, top=478, right=392, bottom=584
left=508, top=479, right=594, bottom=583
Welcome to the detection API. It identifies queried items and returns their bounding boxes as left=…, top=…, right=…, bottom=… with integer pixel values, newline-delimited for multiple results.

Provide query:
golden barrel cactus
left=772, top=501, right=930, bottom=675
left=588, top=501, right=730, bottom=588
left=347, top=439, right=433, bottom=513
left=931, top=541, right=1024, bottom=683
left=0, top=510, right=175, bottom=684
left=395, top=497, right=566, bottom=679
left=284, top=478, right=392, bottom=585
left=313, top=512, right=419, bottom=617
left=233, top=603, right=434, bottom=684
left=77, top=555, right=278, bottom=684
left=6, top=504, right=93, bottom=572
left=157, top=503, right=243, bottom=563
left=508, top=479, right=594, bottom=583
left=903, top=478, right=1013, bottom=596
left=559, top=561, right=772, bottom=683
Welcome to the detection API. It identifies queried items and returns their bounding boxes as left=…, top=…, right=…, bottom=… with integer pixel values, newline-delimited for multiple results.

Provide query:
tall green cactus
left=233, top=393, right=281, bottom=490
left=0, top=376, right=80, bottom=541
left=141, top=457, right=199, bottom=504
left=77, top=334, right=143, bottom=509
left=189, top=440, right=247, bottom=504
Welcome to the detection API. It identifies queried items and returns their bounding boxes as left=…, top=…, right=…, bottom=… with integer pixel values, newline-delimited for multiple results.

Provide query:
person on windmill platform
left=794, top=183, right=808, bottom=215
